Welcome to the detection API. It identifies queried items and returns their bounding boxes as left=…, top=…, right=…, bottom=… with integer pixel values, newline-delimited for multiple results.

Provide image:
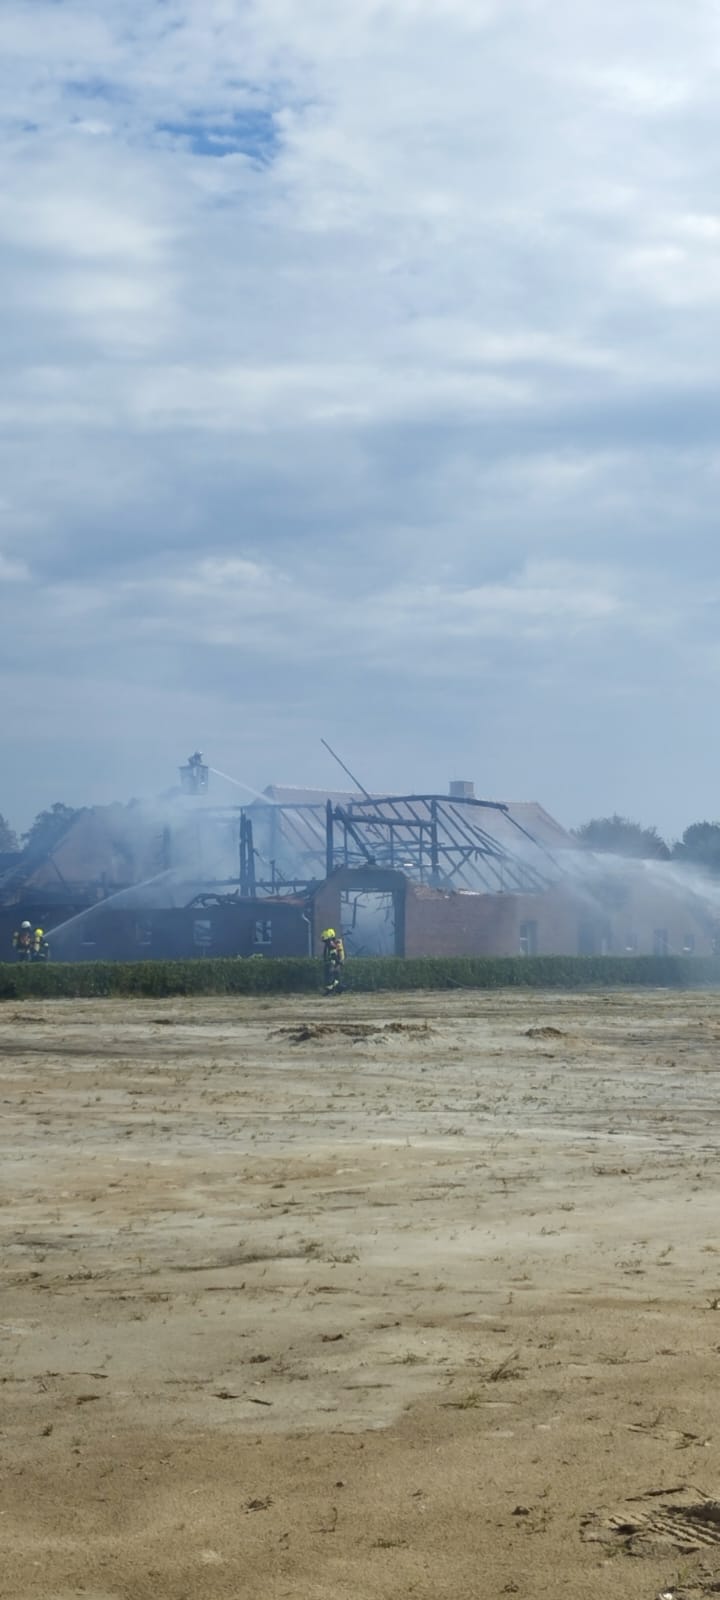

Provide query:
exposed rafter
left=242, top=794, right=560, bottom=897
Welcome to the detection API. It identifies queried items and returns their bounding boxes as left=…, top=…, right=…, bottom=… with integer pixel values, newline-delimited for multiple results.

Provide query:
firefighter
left=33, top=927, right=49, bottom=962
left=12, top=921, right=34, bottom=960
left=321, top=927, right=345, bottom=995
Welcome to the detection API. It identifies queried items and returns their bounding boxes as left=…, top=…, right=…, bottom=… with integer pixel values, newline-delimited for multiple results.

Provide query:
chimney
left=449, top=779, right=475, bottom=800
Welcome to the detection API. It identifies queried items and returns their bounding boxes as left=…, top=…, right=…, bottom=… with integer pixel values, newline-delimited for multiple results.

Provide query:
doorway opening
left=340, top=890, right=398, bottom=956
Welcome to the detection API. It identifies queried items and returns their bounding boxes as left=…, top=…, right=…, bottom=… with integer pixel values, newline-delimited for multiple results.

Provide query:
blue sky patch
left=156, top=109, right=277, bottom=161
left=65, top=77, right=130, bottom=103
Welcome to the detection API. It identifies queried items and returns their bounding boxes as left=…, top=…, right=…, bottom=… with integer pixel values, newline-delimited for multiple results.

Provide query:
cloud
left=1, top=0, right=720, bottom=832
left=0, top=551, right=29, bottom=582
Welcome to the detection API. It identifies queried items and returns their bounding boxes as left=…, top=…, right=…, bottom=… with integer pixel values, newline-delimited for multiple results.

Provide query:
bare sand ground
left=2, top=989, right=720, bottom=1600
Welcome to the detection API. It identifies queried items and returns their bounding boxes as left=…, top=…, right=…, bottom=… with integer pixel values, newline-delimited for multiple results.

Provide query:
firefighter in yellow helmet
left=321, top=927, right=345, bottom=995
left=33, top=927, right=49, bottom=962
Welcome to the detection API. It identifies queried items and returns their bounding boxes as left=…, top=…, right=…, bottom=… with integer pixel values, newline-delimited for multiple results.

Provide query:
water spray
left=47, top=869, right=177, bottom=945
left=208, top=768, right=274, bottom=804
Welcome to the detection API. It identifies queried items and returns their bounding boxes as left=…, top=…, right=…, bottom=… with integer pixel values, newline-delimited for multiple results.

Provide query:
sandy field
left=3, top=989, right=720, bottom=1600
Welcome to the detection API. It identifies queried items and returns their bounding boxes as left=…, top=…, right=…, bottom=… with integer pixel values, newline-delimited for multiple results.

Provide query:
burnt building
left=2, top=771, right=716, bottom=963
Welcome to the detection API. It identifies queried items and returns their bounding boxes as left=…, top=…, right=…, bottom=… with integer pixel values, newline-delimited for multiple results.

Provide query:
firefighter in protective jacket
left=321, top=928, right=345, bottom=994
left=12, top=921, right=34, bottom=960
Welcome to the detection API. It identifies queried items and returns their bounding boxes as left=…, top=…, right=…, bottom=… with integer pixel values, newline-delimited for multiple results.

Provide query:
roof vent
left=449, top=780, right=475, bottom=800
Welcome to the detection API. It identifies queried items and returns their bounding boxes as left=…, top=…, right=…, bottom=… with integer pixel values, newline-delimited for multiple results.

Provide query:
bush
left=1, top=953, right=719, bottom=1001
left=344, top=955, right=720, bottom=991
left=0, top=957, right=320, bottom=1000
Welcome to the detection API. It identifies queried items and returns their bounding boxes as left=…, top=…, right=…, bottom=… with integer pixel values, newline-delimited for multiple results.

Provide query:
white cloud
left=582, top=65, right=693, bottom=115
left=0, top=190, right=166, bottom=261
left=2, top=0, right=720, bottom=832
left=284, top=556, right=612, bottom=643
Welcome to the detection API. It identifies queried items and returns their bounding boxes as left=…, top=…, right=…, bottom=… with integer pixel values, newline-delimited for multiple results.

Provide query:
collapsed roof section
left=246, top=792, right=571, bottom=895
left=0, top=783, right=574, bottom=913
left=0, top=801, right=238, bottom=908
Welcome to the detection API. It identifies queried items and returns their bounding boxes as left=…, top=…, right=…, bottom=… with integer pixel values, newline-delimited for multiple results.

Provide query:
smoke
left=43, top=789, right=246, bottom=956
left=341, top=890, right=396, bottom=956
left=48, top=871, right=177, bottom=945
left=546, top=846, right=720, bottom=952
left=208, top=768, right=275, bottom=805
left=18, top=773, right=720, bottom=963
left=561, top=847, right=720, bottom=916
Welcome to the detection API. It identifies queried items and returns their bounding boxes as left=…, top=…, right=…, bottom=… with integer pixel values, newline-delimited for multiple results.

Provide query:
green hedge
left=1, top=953, right=720, bottom=1000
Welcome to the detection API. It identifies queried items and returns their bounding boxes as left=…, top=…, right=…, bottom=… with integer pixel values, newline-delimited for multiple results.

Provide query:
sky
left=2, top=0, right=720, bottom=838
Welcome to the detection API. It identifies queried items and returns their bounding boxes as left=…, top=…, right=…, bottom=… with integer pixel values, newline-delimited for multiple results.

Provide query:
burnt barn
left=2, top=774, right=716, bottom=962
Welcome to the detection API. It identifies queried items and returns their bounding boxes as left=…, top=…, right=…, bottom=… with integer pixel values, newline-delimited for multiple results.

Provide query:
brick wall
left=47, top=901, right=310, bottom=962
left=402, top=885, right=578, bottom=957
left=404, top=886, right=517, bottom=956
left=13, top=871, right=715, bottom=964
left=403, top=881, right=716, bottom=958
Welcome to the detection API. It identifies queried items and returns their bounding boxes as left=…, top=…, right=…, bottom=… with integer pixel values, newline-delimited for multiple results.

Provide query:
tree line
left=572, top=815, right=720, bottom=873
left=0, top=803, right=82, bottom=856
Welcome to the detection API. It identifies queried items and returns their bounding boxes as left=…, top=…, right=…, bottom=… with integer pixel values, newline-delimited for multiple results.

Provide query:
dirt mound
left=382, top=1021, right=432, bottom=1035
left=272, top=1023, right=372, bottom=1045
left=273, top=1021, right=433, bottom=1046
left=525, top=1025, right=567, bottom=1040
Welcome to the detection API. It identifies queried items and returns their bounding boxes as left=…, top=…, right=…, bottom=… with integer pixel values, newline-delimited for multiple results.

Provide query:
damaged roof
left=248, top=790, right=573, bottom=894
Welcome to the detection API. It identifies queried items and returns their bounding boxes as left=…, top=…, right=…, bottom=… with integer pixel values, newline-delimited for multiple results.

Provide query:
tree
left=0, top=813, right=18, bottom=852
left=573, top=814, right=670, bottom=859
left=22, top=802, right=83, bottom=856
left=672, top=821, right=720, bottom=876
